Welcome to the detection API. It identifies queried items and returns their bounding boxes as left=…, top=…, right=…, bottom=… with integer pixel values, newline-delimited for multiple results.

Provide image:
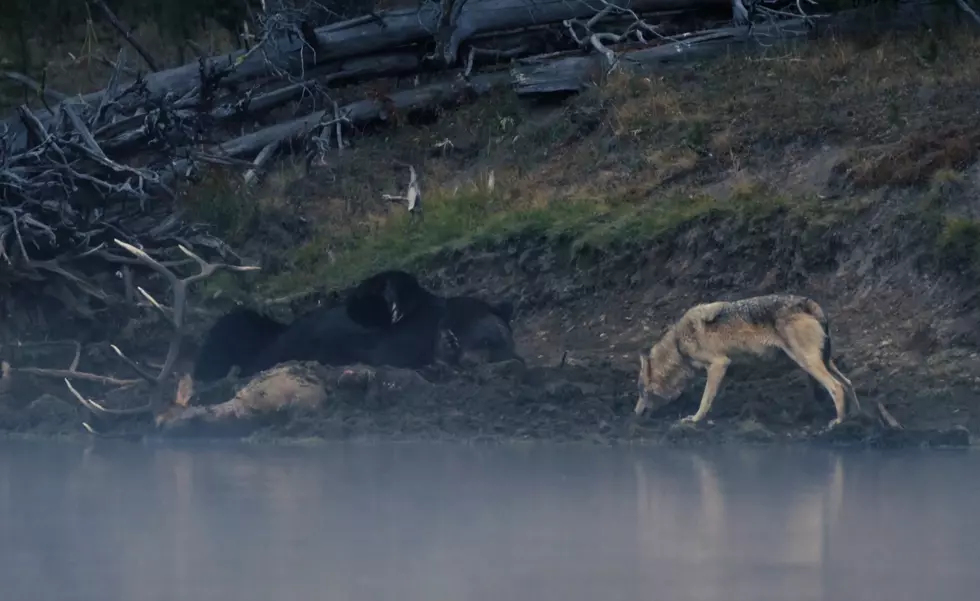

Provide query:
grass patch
left=12, top=18, right=980, bottom=304
left=261, top=181, right=861, bottom=297
left=593, top=26, right=980, bottom=169
left=178, top=168, right=263, bottom=245
left=936, top=217, right=980, bottom=271
left=266, top=186, right=610, bottom=295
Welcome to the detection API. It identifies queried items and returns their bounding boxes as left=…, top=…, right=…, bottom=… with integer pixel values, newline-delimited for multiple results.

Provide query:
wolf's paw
left=828, top=417, right=843, bottom=428
left=819, top=418, right=843, bottom=434
left=678, top=415, right=701, bottom=426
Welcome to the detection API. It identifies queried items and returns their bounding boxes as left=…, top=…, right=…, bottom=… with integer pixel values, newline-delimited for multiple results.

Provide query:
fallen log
left=308, top=0, right=732, bottom=63
left=213, top=71, right=511, bottom=159
left=307, top=0, right=730, bottom=65
left=4, top=0, right=953, bottom=207
left=9, top=0, right=759, bottom=296
left=1, top=0, right=727, bottom=152
left=97, top=52, right=423, bottom=157
left=179, top=0, right=947, bottom=169
left=510, top=23, right=809, bottom=95
left=511, top=0, right=951, bottom=94
left=94, top=15, right=709, bottom=159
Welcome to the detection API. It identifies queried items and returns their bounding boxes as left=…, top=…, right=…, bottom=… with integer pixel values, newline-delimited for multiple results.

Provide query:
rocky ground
left=3, top=25, right=980, bottom=448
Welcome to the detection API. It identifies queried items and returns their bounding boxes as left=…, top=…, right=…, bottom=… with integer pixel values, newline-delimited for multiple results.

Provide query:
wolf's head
left=635, top=334, right=694, bottom=416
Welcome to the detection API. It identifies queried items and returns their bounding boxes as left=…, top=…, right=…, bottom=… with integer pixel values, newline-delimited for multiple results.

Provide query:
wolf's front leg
left=680, top=360, right=730, bottom=424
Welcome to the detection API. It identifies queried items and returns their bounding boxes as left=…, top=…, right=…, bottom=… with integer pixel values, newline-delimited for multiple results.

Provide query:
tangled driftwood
left=0, top=0, right=958, bottom=430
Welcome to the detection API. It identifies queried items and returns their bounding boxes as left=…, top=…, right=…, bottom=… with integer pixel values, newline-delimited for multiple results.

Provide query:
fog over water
left=1, top=440, right=977, bottom=601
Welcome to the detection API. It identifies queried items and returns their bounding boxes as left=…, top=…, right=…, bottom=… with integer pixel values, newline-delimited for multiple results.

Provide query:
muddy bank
left=405, top=191, right=980, bottom=440
left=4, top=165, right=980, bottom=447
left=6, top=26, right=980, bottom=447
left=0, top=359, right=969, bottom=448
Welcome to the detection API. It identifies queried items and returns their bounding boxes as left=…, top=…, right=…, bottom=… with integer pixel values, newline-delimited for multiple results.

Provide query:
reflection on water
left=1, top=440, right=978, bottom=601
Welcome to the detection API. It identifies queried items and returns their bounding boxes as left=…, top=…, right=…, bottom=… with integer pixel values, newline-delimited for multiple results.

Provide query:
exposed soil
left=3, top=192, right=978, bottom=449
left=3, top=27, right=980, bottom=448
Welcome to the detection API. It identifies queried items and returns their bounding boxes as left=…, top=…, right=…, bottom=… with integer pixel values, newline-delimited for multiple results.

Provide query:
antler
left=111, top=238, right=260, bottom=384
left=2, top=338, right=142, bottom=387
left=0, top=337, right=149, bottom=426
left=1, top=239, right=260, bottom=423
left=64, top=239, right=260, bottom=420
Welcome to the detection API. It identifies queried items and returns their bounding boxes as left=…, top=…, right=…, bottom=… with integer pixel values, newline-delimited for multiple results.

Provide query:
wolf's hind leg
left=827, top=359, right=862, bottom=416
left=783, top=346, right=847, bottom=428
left=804, top=374, right=833, bottom=418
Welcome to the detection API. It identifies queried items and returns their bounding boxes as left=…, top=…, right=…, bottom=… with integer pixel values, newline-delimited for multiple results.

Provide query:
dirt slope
left=4, top=26, right=980, bottom=446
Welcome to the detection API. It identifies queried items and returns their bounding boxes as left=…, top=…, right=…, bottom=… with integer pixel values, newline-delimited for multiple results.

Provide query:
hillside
left=3, top=19, right=980, bottom=446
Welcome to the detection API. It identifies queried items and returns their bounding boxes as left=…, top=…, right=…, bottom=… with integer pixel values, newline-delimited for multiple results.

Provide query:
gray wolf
left=635, top=294, right=860, bottom=428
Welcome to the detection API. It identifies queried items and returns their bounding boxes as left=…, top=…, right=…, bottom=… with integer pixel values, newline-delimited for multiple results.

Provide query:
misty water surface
left=1, top=439, right=978, bottom=601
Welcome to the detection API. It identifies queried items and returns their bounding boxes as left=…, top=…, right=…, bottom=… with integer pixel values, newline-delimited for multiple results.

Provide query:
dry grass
left=1, top=18, right=239, bottom=110
left=176, top=24, right=980, bottom=296
left=7, top=20, right=980, bottom=297
left=594, top=26, right=980, bottom=178
left=845, top=126, right=980, bottom=187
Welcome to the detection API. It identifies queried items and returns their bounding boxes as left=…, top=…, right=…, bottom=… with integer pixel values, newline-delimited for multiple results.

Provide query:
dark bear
left=341, top=269, right=453, bottom=367
left=436, top=296, right=523, bottom=366
left=344, top=269, right=433, bottom=330
left=245, top=270, right=448, bottom=374
left=344, top=271, right=522, bottom=367
left=242, top=305, right=385, bottom=376
left=192, top=308, right=287, bottom=382
left=190, top=270, right=523, bottom=382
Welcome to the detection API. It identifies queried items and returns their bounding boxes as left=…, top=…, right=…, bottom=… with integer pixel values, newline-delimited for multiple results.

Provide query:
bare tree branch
left=954, top=0, right=980, bottom=25
left=1, top=71, right=68, bottom=103
left=0, top=0, right=949, bottom=436
left=88, top=0, right=162, bottom=72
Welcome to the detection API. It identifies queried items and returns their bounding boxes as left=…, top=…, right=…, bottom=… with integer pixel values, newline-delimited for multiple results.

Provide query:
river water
left=0, top=439, right=977, bottom=601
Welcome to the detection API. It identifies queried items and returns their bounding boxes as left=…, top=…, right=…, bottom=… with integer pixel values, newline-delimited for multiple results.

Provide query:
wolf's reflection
left=633, top=448, right=845, bottom=579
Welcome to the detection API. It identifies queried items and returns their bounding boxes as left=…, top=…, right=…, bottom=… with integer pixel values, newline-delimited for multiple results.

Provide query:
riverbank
left=2, top=25, right=980, bottom=447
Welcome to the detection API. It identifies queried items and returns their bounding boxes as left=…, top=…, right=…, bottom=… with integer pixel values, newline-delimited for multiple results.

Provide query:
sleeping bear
left=437, top=296, right=522, bottom=367
left=191, top=270, right=521, bottom=382
left=191, top=307, right=287, bottom=381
